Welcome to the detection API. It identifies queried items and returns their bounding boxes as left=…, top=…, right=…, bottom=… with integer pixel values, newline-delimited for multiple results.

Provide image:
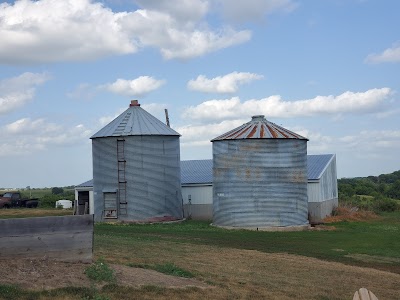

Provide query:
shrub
left=39, top=193, right=74, bottom=208
left=39, top=194, right=61, bottom=208
left=372, top=198, right=399, bottom=213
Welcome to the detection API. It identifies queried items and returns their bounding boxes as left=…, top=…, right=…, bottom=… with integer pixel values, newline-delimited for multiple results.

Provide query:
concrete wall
left=308, top=198, right=338, bottom=223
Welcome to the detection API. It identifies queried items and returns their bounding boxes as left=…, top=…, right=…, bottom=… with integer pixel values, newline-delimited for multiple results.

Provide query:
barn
left=90, top=100, right=182, bottom=222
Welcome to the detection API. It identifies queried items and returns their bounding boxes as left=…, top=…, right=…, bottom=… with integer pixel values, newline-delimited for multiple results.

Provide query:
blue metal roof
left=91, top=101, right=180, bottom=139
left=307, top=154, right=335, bottom=180
left=77, top=154, right=334, bottom=187
left=181, top=159, right=213, bottom=185
left=76, top=179, right=93, bottom=187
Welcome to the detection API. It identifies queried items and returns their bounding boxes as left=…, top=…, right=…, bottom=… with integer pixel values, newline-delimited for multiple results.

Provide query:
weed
left=153, top=263, right=194, bottom=278
left=85, top=259, right=116, bottom=283
left=127, top=262, right=194, bottom=278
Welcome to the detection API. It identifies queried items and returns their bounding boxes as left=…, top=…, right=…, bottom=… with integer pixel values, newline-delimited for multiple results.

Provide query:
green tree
left=51, top=187, right=64, bottom=195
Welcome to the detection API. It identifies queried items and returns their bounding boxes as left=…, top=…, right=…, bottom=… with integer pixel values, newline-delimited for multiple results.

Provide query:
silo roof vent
left=130, top=100, right=140, bottom=107
left=251, top=115, right=265, bottom=121
left=211, top=116, right=308, bottom=141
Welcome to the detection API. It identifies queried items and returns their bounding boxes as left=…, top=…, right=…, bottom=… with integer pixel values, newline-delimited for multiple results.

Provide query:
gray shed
left=211, top=115, right=309, bottom=228
left=91, top=100, right=182, bottom=222
left=307, top=154, right=338, bottom=223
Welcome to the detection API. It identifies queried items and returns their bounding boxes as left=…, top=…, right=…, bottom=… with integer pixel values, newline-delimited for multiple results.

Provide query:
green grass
left=128, top=262, right=194, bottom=278
left=85, top=259, right=116, bottom=283
left=95, top=211, right=400, bottom=273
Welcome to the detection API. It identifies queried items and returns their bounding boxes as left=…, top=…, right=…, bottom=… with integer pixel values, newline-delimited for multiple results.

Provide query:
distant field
left=0, top=208, right=72, bottom=219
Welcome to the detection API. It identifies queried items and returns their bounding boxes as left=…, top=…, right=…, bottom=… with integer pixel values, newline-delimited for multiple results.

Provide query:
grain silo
left=211, top=115, right=309, bottom=229
left=91, top=100, right=182, bottom=222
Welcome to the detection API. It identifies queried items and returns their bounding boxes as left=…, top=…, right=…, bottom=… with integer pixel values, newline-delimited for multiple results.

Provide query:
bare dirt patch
left=0, top=259, right=208, bottom=291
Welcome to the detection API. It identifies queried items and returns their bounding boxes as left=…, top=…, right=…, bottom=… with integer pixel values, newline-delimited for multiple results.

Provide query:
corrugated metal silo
left=91, top=100, right=182, bottom=222
left=211, top=115, right=309, bottom=228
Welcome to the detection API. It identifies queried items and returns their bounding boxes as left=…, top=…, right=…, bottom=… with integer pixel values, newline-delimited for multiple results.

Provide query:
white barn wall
left=75, top=187, right=94, bottom=215
left=182, top=184, right=213, bottom=220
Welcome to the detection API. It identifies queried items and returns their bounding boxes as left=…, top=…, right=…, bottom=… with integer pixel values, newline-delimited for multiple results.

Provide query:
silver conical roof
left=211, top=115, right=307, bottom=141
left=91, top=100, right=180, bottom=139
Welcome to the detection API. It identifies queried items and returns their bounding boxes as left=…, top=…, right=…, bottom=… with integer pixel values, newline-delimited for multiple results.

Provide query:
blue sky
left=1, top=0, right=399, bottom=188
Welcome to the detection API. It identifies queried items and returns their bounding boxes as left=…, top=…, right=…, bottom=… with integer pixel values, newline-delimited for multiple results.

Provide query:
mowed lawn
left=1, top=209, right=399, bottom=299
left=93, top=213, right=400, bottom=299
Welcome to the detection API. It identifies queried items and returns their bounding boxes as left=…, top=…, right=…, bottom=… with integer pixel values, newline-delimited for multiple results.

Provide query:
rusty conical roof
left=211, top=115, right=308, bottom=141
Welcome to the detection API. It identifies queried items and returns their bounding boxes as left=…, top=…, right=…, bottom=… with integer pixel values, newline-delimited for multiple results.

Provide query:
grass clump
left=128, top=262, right=194, bottom=278
left=0, top=284, right=24, bottom=299
left=153, top=263, right=194, bottom=278
left=85, top=259, right=116, bottom=283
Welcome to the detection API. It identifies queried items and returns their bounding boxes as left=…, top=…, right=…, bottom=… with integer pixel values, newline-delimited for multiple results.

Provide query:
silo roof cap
left=91, top=100, right=180, bottom=138
left=211, top=116, right=308, bottom=141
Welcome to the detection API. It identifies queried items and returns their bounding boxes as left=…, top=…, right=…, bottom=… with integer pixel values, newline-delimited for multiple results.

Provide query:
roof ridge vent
left=130, top=100, right=140, bottom=107
left=251, top=115, right=265, bottom=121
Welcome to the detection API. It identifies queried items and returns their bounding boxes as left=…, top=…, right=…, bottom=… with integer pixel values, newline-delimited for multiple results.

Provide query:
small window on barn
left=104, top=192, right=118, bottom=219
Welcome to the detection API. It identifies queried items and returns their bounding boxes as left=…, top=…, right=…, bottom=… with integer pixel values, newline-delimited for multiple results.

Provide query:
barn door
left=104, top=192, right=118, bottom=219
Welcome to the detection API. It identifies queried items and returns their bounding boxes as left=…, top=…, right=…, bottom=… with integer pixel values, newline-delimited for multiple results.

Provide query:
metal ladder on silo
left=117, top=139, right=128, bottom=216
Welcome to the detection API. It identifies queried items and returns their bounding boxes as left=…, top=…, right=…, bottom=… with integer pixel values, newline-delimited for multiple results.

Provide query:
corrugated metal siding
left=92, top=135, right=182, bottom=221
left=317, top=155, right=338, bottom=202
left=307, top=155, right=338, bottom=203
left=307, top=182, right=321, bottom=203
left=212, top=139, right=308, bottom=227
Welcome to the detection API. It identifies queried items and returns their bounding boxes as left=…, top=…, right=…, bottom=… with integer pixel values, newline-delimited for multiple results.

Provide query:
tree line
left=338, top=170, right=400, bottom=212
left=339, top=170, right=400, bottom=199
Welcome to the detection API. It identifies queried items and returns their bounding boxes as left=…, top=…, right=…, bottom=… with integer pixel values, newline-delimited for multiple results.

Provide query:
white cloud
left=0, top=118, right=92, bottom=156
left=175, top=119, right=245, bottom=146
left=103, top=76, right=166, bottom=96
left=121, top=10, right=251, bottom=60
left=182, top=88, right=392, bottom=122
left=214, top=0, right=297, bottom=22
left=0, top=0, right=251, bottom=63
left=0, top=72, right=50, bottom=115
left=187, top=72, right=263, bottom=93
left=133, top=0, right=209, bottom=24
left=365, top=44, right=400, bottom=64
left=0, top=0, right=136, bottom=64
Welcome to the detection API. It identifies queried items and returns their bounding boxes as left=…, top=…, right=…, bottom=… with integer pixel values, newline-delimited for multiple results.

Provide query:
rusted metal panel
left=212, top=115, right=308, bottom=141
left=212, top=117, right=309, bottom=228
